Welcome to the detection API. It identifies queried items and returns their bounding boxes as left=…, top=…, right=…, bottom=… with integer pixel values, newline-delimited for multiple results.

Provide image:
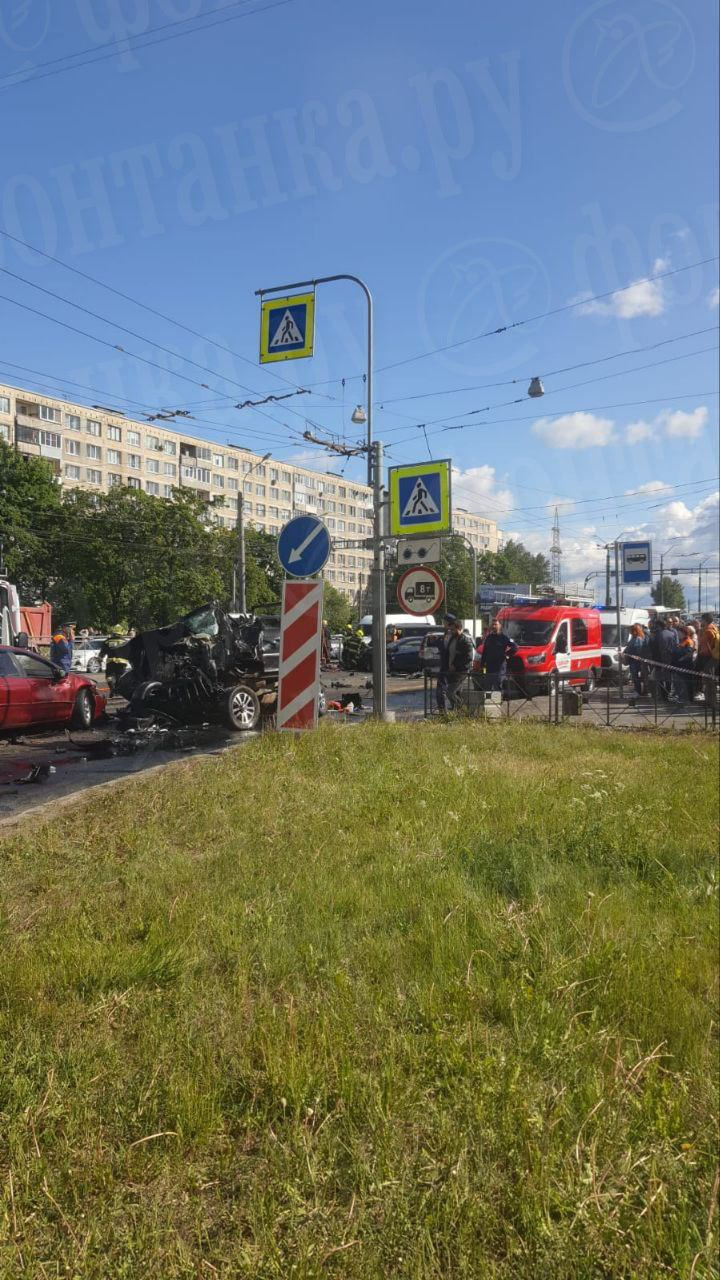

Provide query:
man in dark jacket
left=435, top=615, right=474, bottom=711
left=479, top=618, right=517, bottom=691
left=656, top=618, right=678, bottom=699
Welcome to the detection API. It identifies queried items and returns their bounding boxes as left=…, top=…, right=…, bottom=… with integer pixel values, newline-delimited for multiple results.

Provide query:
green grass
left=0, top=722, right=718, bottom=1279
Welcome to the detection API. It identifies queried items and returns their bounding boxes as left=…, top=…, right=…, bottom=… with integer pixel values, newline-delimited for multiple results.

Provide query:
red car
left=0, top=646, right=106, bottom=732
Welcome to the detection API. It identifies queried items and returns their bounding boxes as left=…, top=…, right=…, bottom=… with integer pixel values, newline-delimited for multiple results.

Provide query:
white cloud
left=573, top=259, right=668, bottom=319
left=625, top=421, right=654, bottom=445
left=708, top=287, right=720, bottom=309
left=657, top=407, right=708, bottom=439
left=532, top=411, right=616, bottom=450
left=624, top=405, right=709, bottom=444
left=627, top=480, right=672, bottom=497
left=452, top=464, right=514, bottom=518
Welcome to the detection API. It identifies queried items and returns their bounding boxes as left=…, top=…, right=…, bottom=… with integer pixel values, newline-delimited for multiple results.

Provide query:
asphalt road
left=0, top=672, right=715, bottom=826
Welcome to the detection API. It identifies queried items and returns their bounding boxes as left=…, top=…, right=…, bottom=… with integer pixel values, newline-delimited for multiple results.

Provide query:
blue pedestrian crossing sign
left=277, top=514, right=331, bottom=577
left=260, top=291, right=315, bottom=363
left=389, top=459, right=452, bottom=536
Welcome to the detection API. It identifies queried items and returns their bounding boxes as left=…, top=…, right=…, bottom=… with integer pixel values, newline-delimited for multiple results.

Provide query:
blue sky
left=1, top=0, right=718, bottom=600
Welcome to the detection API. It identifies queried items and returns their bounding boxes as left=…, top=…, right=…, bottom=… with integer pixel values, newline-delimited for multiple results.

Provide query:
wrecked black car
left=112, top=605, right=278, bottom=731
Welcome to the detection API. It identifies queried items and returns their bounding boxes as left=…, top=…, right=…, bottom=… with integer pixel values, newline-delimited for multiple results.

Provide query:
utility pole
left=605, top=546, right=611, bottom=607
left=370, top=440, right=387, bottom=720
left=233, top=451, right=270, bottom=613
left=614, top=540, right=623, bottom=698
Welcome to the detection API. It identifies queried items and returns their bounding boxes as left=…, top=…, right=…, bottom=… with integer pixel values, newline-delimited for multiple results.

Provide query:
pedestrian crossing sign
left=260, top=291, right=315, bottom=363
left=389, top=459, right=451, bottom=535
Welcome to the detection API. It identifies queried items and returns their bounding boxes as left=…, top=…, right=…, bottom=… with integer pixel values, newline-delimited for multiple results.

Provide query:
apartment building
left=0, top=382, right=499, bottom=599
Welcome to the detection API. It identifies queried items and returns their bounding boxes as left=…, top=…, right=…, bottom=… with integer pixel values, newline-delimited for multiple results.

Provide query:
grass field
left=0, top=722, right=718, bottom=1279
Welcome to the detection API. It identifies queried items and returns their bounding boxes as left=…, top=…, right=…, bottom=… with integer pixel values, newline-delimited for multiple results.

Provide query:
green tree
left=52, top=487, right=227, bottom=629
left=477, top=540, right=550, bottom=587
left=651, top=576, right=686, bottom=610
left=0, top=441, right=62, bottom=599
left=321, top=582, right=355, bottom=631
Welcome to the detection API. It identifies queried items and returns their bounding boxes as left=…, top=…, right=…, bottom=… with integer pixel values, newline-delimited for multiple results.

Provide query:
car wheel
left=224, top=684, right=261, bottom=731
left=584, top=667, right=597, bottom=696
left=70, top=688, right=94, bottom=729
left=87, top=657, right=101, bottom=674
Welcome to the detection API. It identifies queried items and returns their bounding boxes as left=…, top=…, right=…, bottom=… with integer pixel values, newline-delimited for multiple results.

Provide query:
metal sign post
left=257, top=274, right=387, bottom=720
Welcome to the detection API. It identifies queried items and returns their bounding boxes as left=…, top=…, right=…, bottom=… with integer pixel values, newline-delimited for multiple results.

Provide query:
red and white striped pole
left=276, top=579, right=324, bottom=730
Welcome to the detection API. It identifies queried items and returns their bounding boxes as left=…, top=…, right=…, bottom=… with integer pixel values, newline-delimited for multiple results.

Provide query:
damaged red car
left=0, top=646, right=106, bottom=732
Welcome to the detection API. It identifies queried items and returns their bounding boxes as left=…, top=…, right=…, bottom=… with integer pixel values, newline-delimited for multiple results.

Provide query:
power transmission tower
left=550, top=506, right=562, bottom=587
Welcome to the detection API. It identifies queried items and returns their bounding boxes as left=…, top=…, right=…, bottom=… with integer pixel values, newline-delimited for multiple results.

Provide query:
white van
left=359, top=613, right=436, bottom=644
left=599, top=607, right=650, bottom=679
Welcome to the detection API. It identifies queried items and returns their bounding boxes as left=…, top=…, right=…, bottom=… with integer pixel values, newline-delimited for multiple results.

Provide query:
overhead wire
left=0, top=228, right=335, bottom=402
left=0, top=0, right=292, bottom=91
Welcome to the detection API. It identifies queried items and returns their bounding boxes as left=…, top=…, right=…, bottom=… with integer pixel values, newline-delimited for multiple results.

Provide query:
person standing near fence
left=698, top=614, right=720, bottom=711
left=479, top=618, right=518, bottom=693
left=623, top=623, right=647, bottom=698
left=434, top=615, right=474, bottom=712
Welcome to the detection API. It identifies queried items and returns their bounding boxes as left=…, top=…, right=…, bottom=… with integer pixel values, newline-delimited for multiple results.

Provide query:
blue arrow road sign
left=277, top=515, right=331, bottom=577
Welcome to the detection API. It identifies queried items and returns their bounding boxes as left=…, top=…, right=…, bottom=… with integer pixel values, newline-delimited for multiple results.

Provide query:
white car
left=71, top=635, right=107, bottom=675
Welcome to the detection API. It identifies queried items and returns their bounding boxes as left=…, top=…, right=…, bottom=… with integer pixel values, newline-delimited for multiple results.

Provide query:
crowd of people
left=623, top=612, right=719, bottom=708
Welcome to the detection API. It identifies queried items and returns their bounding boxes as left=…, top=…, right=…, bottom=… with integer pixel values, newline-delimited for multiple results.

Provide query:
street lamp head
left=527, top=377, right=545, bottom=398
left=351, top=404, right=367, bottom=425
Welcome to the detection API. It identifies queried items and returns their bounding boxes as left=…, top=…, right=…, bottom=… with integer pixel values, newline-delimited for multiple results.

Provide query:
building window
left=227, top=456, right=238, bottom=470
left=127, top=429, right=140, bottom=446
left=0, top=395, right=10, bottom=414
left=65, top=464, right=81, bottom=480
left=86, top=419, right=101, bottom=436
left=39, top=405, right=61, bottom=423
left=86, top=468, right=102, bottom=484
left=269, top=506, right=279, bottom=519
left=65, top=413, right=80, bottom=430
left=163, top=484, right=173, bottom=498
left=212, top=453, right=224, bottom=468
left=0, top=423, right=8, bottom=441
left=164, top=461, right=176, bottom=476
left=255, top=483, right=265, bottom=496
left=163, top=440, right=176, bottom=455
left=146, top=481, right=160, bottom=495
left=227, top=476, right=238, bottom=490
left=269, top=487, right=279, bottom=501
left=86, top=443, right=102, bottom=460
left=256, top=503, right=266, bottom=517
left=105, top=425, right=121, bottom=442
left=244, top=482, right=253, bottom=495
left=65, top=438, right=81, bottom=456
left=16, top=425, right=40, bottom=446
left=107, top=448, right=121, bottom=465
left=197, top=467, right=210, bottom=484
left=128, top=454, right=141, bottom=469
left=127, top=476, right=141, bottom=490
left=145, top=434, right=160, bottom=451
left=182, top=466, right=196, bottom=481
left=197, top=446, right=211, bottom=461
left=213, top=474, right=224, bottom=487
left=108, top=473, right=123, bottom=487
left=244, top=500, right=253, bottom=514
left=146, top=458, right=160, bottom=474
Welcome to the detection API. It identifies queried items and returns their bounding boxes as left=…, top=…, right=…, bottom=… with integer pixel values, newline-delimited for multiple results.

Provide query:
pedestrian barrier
left=421, top=660, right=718, bottom=731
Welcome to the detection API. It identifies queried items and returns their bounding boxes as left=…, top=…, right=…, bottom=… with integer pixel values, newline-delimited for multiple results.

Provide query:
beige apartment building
left=0, top=382, right=499, bottom=602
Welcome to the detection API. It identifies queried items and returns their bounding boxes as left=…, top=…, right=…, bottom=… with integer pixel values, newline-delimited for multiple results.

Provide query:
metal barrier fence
left=422, top=660, right=718, bottom=731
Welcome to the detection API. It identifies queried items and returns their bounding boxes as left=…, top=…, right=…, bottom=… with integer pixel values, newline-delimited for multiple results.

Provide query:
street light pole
left=453, top=532, right=478, bottom=639
left=255, top=275, right=387, bottom=719
left=234, top=451, right=270, bottom=613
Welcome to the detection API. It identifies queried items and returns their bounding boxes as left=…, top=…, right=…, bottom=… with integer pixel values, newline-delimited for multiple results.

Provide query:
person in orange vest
left=49, top=624, right=74, bottom=672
